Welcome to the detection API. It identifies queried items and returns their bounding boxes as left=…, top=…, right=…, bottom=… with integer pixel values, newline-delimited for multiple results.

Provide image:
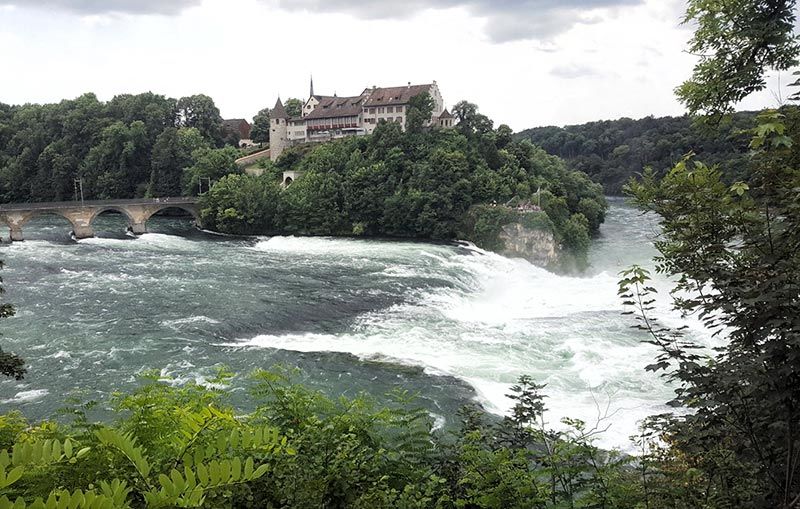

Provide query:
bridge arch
left=19, top=210, right=80, bottom=230
left=88, top=206, right=136, bottom=227
left=141, top=204, right=201, bottom=226
left=0, top=210, right=81, bottom=241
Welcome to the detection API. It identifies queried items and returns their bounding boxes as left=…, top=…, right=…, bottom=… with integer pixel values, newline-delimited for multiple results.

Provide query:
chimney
left=407, top=82, right=411, bottom=88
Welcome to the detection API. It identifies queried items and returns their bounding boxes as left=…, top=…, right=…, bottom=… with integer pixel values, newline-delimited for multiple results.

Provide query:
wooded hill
left=516, top=112, right=757, bottom=194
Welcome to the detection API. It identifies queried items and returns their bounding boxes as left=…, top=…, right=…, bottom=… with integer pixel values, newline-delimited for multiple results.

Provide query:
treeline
left=201, top=98, right=607, bottom=262
left=0, top=93, right=242, bottom=203
left=516, top=112, right=756, bottom=194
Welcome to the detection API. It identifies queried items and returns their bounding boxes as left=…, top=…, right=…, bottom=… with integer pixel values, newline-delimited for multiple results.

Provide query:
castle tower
left=269, top=98, right=289, bottom=161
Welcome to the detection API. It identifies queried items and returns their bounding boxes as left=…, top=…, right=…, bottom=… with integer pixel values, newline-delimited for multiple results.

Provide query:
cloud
left=1, top=0, right=645, bottom=42
left=549, top=64, right=601, bottom=79
left=0, top=0, right=200, bottom=15
left=270, top=0, right=644, bottom=42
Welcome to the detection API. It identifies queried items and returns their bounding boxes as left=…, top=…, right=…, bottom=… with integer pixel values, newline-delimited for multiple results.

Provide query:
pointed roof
left=310, top=75, right=315, bottom=98
left=270, top=98, right=289, bottom=119
left=439, top=109, right=453, bottom=119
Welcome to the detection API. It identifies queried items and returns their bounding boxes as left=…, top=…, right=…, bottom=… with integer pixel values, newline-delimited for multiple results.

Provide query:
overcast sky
left=0, top=0, right=792, bottom=131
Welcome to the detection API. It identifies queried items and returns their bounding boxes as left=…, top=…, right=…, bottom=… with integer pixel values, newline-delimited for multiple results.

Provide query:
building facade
left=269, top=80, right=452, bottom=161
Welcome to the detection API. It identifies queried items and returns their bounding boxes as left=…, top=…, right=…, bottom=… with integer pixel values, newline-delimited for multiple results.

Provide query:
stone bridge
left=0, top=197, right=200, bottom=242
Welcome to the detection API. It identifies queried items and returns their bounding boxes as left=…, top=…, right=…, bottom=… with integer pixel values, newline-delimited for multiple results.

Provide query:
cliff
left=497, top=222, right=559, bottom=268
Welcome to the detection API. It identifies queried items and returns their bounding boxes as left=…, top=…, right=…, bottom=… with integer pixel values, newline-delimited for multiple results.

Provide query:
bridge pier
left=9, top=227, right=23, bottom=242
left=72, top=225, right=94, bottom=240
left=130, top=222, right=147, bottom=235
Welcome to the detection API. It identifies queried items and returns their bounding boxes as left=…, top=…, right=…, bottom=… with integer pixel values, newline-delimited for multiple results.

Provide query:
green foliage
left=0, top=373, right=281, bottom=508
left=621, top=111, right=800, bottom=505
left=199, top=174, right=280, bottom=235
left=458, top=205, right=554, bottom=253
left=405, top=93, right=434, bottom=133
left=176, top=95, right=224, bottom=148
left=183, top=147, right=241, bottom=196
left=0, top=369, right=648, bottom=508
left=517, top=112, right=755, bottom=195
left=676, top=0, right=799, bottom=117
left=453, top=101, right=493, bottom=135
left=202, top=104, right=606, bottom=260
left=0, top=93, right=225, bottom=202
left=249, top=108, right=270, bottom=144
left=283, top=99, right=303, bottom=119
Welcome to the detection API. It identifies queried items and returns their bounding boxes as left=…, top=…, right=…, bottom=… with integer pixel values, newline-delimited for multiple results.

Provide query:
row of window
left=305, top=116, right=359, bottom=127
left=364, top=106, right=404, bottom=114
left=365, top=117, right=404, bottom=124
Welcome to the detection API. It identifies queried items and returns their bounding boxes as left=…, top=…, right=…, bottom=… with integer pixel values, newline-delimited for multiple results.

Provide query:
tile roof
left=438, top=109, right=454, bottom=119
left=270, top=99, right=288, bottom=119
left=303, top=95, right=366, bottom=120
left=363, top=84, right=433, bottom=107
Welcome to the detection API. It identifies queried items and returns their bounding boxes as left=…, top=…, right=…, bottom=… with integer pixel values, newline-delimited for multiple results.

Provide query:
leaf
left=252, top=464, right=269, bottom=479
left=243, top=457, right=253, bottom=479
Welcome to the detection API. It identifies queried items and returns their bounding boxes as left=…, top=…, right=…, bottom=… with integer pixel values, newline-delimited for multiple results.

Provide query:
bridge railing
left=0, top=197, right=198, bottom=211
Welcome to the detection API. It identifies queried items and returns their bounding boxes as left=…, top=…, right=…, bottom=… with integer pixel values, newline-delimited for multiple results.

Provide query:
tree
left=250, top=107, right=271, bottom=144
left=284, top=98, right=303, bottom=119
left=147, top=127, right=185, bottom=197
left=453, top=100, right=493, bottom=135
left=622, top=1, right=800, bottom=505
left=676, top=0, right=800, bottom=117
left=80, top=120, right=150, bottom=199
left=0, top=261, right=26, bottom=380
left=199, top=173, right=281, bottom=234
left=176, top=94, right=224, bottom=147
left=183, top=146, right=241, bottom=196
left=405, top=92, right=434, bottom=133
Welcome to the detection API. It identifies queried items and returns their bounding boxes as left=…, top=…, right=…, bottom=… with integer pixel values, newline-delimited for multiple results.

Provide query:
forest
left=0, top=93, right=241, bottom=203
left=517, top=112, right=757, bottom=194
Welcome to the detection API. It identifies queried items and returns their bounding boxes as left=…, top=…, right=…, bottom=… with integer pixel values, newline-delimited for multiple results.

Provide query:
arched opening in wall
left=146, top=207, right=200, bottom=236
left=284, top=177, right=294, bottom=186
left=92, top=209, right=132, bottom=239
left=19, top=213, right=76, bottom=243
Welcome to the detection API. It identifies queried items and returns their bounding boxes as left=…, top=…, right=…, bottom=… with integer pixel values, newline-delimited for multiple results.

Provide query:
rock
left=498, top=222, right=559, bottom=268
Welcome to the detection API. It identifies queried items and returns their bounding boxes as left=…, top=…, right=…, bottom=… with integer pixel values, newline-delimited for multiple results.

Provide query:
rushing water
left=0, top=200, right=716, bottom=450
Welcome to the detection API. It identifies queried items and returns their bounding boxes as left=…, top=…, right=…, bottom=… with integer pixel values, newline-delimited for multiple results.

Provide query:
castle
left=269, top=79, right=454, bottom=161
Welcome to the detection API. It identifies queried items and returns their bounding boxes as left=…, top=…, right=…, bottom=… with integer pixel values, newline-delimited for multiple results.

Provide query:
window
left=369, top=108, right=375, bottom=114
left=397, top=106, right=404, bottom=112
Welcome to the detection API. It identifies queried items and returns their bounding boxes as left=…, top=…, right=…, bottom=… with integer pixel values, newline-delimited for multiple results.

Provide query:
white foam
left=162, top=316, right=221, bottom=328
left=222, top=240, right=719, bottom=452
left=1, top=389, right=49, bottom=404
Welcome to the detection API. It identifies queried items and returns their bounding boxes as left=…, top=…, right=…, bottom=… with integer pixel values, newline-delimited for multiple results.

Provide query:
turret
left=269, top=98, right=289, bottom=161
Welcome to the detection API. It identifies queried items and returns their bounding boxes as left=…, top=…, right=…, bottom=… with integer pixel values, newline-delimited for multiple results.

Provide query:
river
left=0, top=199, right=717, bottom=450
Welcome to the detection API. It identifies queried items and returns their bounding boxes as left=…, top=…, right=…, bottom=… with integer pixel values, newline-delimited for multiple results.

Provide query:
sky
left=0, top=0, right=793, bottom=131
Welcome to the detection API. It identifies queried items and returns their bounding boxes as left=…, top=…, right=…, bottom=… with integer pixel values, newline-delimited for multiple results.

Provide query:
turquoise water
left=0, top=201, right=714, bottom=450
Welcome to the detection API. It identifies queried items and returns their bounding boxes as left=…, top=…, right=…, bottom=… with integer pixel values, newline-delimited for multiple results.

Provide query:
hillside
left=516, top=112, right=757, bottom=195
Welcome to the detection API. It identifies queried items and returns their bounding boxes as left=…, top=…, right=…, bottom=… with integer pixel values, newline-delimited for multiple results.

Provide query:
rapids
left=0, top=200, right=717, bottom=450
